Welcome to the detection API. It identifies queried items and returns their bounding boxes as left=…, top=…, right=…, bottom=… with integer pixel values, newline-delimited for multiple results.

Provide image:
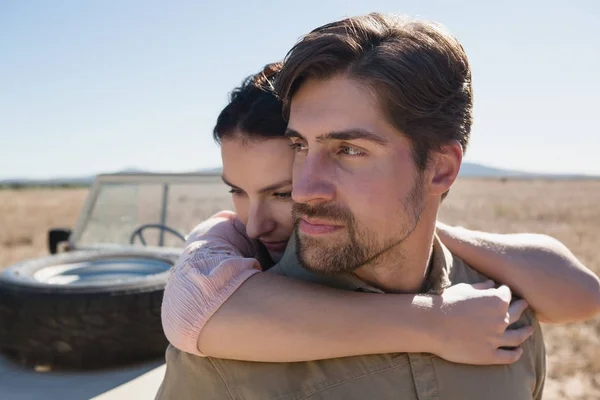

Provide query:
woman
left=161, top=62, right=600, bottom=365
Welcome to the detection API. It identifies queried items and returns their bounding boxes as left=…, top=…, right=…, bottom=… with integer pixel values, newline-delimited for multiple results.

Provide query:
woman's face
left=221, top=135, right=295, bottom=262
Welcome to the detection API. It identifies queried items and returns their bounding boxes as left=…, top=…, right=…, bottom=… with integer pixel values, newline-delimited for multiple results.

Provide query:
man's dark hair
left=275, top=13, right=472, bottom=170
left=214, top=62, right=286, bottom=144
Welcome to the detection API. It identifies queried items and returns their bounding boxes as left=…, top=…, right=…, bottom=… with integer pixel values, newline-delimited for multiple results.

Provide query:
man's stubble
left=293, top=174, right=427, bottom=275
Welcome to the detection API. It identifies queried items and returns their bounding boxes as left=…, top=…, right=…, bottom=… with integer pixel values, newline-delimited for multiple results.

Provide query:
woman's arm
left=199, top=273, right=531, bottom=364
left=436, top=222, right=600, bottom=323
left=163, top=211, right=531, bottom=365
left=161, top=211, right=262, bottom=355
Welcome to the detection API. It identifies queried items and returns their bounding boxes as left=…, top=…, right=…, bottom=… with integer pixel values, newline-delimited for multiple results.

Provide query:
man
left=156, top=13, right=545, bottom=399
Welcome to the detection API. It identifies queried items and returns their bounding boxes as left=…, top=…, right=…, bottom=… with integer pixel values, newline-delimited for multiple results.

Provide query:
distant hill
left=459, top=163, right=522, bottom=177
left=0, top=163, right=596, bottom=187
left=458, top=163, right=595, bottom=179
left=0, top=176, right=94, bottom=187
left=0, top=168, right=144, bottom=187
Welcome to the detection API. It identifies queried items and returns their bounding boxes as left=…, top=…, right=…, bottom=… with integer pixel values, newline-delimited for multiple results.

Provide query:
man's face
left=287, top=75, right=428, bottom=274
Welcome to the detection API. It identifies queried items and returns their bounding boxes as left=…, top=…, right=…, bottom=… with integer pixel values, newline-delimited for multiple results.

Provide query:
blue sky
left=1, top=0, right=598, bottom=179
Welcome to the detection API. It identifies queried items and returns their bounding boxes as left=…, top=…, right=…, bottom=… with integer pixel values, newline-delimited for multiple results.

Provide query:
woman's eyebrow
left=259, top=179, right=293, bottom=194
left=221, top=175, right=239, bottom=189
left=222, top=175, right=291, bottom=193
left=285, top=128, right=304, bottom=140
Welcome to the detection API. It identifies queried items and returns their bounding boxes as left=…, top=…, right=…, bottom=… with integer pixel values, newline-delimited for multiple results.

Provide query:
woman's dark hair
left=213, top=62, right=287, bottom=144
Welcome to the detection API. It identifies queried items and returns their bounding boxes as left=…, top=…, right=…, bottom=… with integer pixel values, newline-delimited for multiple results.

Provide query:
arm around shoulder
left=161, top=212, right=262, bottom=355
left=437, top=222, right=600, bottom=323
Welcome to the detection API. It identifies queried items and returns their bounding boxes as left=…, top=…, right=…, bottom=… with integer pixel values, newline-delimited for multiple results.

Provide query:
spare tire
left=0, top=249, right=179, bottom=369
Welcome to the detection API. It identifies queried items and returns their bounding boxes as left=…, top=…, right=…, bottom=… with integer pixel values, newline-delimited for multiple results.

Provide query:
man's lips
left=261, top=240, right=288, bottom=252
left=299, top=218, right=343, bottom=235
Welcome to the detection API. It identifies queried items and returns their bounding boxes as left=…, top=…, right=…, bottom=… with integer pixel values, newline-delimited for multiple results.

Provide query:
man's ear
left=427, top=141, right=462, bottom=196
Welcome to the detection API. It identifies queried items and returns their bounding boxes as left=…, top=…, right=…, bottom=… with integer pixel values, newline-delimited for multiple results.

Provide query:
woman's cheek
left=232, top=196, right=249, bottom=226
left=276, top=200, right=295, bottom=234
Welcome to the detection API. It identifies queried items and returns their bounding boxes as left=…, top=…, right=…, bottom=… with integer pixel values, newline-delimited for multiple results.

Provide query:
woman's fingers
left=495, top=285, right=513, bottom=304
left=492, top=303, right=534, bottom=365
left=507, top=299, right=529, bottom=326
left=471, top=280, right=496, bottom=290
left=491, top=347, right=524, bottom=365
left=498, top=326, right=535, bottom=348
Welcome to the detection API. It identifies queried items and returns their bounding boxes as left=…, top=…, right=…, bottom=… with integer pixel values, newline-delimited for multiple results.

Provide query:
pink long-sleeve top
left=161, top=211, right=263, bottom=356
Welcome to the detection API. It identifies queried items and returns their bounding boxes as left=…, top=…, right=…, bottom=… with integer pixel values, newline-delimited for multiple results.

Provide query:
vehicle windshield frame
left=68, top=173, right=223, bottom=251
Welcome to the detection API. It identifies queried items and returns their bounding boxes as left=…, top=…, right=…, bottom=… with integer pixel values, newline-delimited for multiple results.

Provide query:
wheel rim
left=32, top=257, right=172, bottom=286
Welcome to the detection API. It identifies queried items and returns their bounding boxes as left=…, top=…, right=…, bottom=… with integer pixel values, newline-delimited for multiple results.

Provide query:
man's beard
left=292, top=177, right=426, bottom=275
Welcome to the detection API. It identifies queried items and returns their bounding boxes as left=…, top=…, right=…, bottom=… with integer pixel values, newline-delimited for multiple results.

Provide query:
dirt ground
left=1, top=178, right=598, bottom=399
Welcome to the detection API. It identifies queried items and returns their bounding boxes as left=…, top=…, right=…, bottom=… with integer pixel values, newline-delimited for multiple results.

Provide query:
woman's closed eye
left=289, top=142, right=308, bottom=153
left=228, top=187, right=245, bottom=196
left=273, top=191, right=292, bottom=200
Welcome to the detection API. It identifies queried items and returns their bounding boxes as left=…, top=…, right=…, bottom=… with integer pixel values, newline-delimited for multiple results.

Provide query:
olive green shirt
left=155, top=236, right=546, bottom=400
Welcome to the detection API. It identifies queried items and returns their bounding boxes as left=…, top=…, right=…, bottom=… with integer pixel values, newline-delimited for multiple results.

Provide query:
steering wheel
left=129, top=224, right=186, bottom=246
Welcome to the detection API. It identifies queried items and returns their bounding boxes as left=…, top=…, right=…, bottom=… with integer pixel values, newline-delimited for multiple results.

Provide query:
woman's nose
left=245, top=202, right=275, bottom=239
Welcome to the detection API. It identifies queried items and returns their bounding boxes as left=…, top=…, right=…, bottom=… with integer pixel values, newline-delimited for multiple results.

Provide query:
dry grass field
left=439, top=179, right=600, bottom=400
left=0, top=178, right=598, bottom=399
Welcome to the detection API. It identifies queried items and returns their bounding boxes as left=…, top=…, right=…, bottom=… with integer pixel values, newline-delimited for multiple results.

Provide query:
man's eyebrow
left=318, top=129, right=388, bottom=146
left=285, top=128, right=387, bottom=146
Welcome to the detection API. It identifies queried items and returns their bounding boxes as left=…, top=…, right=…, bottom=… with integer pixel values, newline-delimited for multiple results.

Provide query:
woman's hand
left=427, top=280, right=534, bottom=365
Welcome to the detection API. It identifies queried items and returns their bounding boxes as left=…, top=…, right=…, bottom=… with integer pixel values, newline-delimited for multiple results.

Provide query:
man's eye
left=339, top=146, right=365, bottom=156
left=289, top=143, right=308, bottom=153
left=273, top=192, right=292, bottom=199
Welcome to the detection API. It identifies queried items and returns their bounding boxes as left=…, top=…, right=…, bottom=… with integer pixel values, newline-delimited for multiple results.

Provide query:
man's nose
left=292, top=152, right=336, bottom=206
left=245, top=202, right=275, bottom=239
